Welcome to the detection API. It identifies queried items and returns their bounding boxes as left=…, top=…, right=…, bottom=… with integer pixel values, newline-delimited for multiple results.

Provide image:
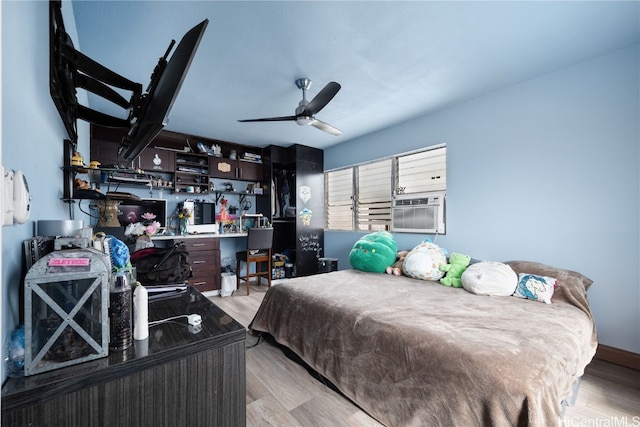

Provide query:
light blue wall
left=1, top=0, right=88, bottom=383
left=325, top=45, right=640, bottom=354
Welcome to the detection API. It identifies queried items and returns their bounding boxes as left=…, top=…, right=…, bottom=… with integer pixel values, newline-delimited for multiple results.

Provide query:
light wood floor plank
left=212, top=282, right=640, bottom=426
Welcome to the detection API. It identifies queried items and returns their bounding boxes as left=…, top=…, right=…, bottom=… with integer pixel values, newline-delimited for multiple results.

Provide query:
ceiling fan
left=238, top=78, right=342, bottom=136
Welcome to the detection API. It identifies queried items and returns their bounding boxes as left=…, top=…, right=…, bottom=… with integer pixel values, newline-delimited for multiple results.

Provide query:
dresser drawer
left=171, top=238, right=221, bottom=292
left=189, top=272, right=219, bottom=292
left=191, top=254, right=220, bottom=275
left=183, top=238, right=219, bottom=252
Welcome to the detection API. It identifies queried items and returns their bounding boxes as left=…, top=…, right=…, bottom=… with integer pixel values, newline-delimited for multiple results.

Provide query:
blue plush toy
left=108, top=236, right=132, bottom=272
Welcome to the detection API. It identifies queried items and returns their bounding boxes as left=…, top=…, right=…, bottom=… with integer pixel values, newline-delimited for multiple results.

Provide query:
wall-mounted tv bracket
left=50, top=0, right=164, bottom=202
left=50, top=0, right=206, bottom=201
left=50, top=0, right=143, bottom=148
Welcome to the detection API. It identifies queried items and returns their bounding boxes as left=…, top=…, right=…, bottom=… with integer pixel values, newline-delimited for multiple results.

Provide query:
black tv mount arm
left=50, top=0, right=145, bottom=145
left=121, top=38, right=176, bottom=150
left=50, top=0, right=207, bottom=201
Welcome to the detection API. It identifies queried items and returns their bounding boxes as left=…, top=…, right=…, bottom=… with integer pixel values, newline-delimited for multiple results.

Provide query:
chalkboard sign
left=298, top=232, right=321, bottom=253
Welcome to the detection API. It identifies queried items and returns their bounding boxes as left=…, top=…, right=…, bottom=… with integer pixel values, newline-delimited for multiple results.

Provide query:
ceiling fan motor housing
left=238, top=78, right=342, bottom=135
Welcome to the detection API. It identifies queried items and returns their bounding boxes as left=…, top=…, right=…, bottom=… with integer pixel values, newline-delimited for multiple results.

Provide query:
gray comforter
left=249, top=261, right=597, bottom=427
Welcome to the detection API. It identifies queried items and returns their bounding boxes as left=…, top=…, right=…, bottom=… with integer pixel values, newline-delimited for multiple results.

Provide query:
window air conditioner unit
left=391, top=192, right=445, bottom=234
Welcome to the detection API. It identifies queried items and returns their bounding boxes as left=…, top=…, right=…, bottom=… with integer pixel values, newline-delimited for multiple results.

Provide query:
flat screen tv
left=119, top=19, right=209, bottom=162
left=118, top=198, right=168, bottom=229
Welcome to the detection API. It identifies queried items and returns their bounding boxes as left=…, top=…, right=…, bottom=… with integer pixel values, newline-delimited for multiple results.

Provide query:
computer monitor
left=117, top=198, right=168, bottom=229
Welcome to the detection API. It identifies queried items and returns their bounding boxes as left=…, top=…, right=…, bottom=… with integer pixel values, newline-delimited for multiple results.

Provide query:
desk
left=2, top=286, right=246, bottom=427
left=152, top=233, right=247, bottom=293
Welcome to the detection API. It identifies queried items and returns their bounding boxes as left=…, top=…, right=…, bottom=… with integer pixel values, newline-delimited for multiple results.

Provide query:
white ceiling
left=71, top=1, right=640, bottom=150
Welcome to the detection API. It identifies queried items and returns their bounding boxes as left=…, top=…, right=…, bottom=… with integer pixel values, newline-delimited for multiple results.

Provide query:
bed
left=249, top=260, right=597, bottom=427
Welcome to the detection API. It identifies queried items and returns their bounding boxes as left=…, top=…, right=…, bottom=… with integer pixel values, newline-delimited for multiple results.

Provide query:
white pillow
left=461, top=261, right=518, bottom=296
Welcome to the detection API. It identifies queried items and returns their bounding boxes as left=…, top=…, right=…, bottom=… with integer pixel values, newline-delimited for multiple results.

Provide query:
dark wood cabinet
left=89, top=124, right=264, bottom=193
left=210, top=158, right=239, bottom=180
left=237, top=159, right=262, bottom=181
left=259, top=144, right=324, bottom=277
left=1, top=286, right=246, bottom=426
left=138, top=147, right=174, bottom=172
left=176, top=237, right=221, bottom=292
left=210, top=158, right=263, bottom=182
left=89, top=127, right=129, bottom=168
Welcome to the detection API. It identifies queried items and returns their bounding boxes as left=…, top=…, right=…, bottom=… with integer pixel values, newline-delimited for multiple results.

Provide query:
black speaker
left=317, top=258, right=338, bottom=274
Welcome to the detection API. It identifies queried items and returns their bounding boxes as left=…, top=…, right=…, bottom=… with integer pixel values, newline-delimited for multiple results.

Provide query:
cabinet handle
left=193, top=260, right=207, bottom=264
left=192, top=281, right=207, bottom=286
left=192, top=243, right=206, bottom=247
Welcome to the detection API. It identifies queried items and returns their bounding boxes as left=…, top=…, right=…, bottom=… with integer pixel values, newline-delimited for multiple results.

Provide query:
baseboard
left=595, top=344, right=640, bottom=370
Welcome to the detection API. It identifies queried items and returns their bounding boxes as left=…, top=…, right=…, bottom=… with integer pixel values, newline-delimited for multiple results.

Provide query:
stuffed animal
left=439, top=253, right=471, bottom=288
left=349, top=231, right=398, bottom=273
left=402, top=241, right=447, bottom=281
left=386, top=250, right=409, bottom=276
left=74, top=178, right=91, bottom=190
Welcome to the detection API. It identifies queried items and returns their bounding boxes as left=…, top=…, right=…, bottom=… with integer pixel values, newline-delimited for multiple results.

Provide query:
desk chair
left=236, top=228, right=273, bottom=295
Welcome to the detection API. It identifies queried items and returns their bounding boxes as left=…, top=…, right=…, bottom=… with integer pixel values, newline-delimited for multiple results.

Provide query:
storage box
left=24, top=248, right=110, bottom=376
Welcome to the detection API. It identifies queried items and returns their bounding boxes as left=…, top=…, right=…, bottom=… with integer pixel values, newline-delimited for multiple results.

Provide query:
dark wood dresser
left=1, top=286, right=246, bottom=426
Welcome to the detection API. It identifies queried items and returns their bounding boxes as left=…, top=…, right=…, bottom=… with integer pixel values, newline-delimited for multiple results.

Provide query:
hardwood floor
left=212, top=282, right=640, bottom=427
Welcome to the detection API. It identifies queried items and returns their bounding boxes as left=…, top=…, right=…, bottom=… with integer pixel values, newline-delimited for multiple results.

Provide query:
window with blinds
left=355, top=159, right=392, bottom=231
left=325, top=144, right=446, bottom=232
left=396, top=146, right=446, bottom=194
left=325, top=168, right=354, bottom=230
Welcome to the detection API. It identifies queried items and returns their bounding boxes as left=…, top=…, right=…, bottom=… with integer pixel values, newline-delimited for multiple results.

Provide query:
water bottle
left=133, top=282, right=149, bottom=340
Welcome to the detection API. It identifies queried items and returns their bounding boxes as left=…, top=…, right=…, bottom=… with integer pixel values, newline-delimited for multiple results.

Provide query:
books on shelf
left=241, top=152, right=262, bottom=163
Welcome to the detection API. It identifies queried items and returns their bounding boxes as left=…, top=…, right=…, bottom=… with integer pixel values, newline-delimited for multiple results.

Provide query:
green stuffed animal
left=439, top=253, right=471, bottom=288
left=349, top=231, right=398, bottom=273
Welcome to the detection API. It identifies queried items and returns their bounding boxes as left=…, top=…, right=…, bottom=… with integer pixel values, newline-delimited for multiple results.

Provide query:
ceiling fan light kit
left=296, top=116, right=314, bottom=126
left=238, top=78, right=342, bottom=135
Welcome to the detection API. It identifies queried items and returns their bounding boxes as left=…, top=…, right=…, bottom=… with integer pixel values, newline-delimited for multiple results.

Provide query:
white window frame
left=325, top=144, right=446, bottom=232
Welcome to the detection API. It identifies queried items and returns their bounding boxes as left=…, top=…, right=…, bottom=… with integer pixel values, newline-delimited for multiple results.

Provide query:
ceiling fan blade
left=302, top=82, right=341, bottom=116
left=238, top=115, right=297, bottom=123
left=312, top=119, right=342, bottom=136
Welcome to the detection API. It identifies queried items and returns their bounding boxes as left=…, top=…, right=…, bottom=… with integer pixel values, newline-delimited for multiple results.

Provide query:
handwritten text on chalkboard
left=299, top=232, right=320, bottom=253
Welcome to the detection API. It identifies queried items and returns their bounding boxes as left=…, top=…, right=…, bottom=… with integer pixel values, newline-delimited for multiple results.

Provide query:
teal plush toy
left=439, top=253, right=471, bottom=288
left=349, top=231, right=398, bottom=273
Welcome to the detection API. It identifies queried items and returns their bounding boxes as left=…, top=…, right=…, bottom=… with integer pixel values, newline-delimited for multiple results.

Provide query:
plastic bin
left=220, top=272, right=237, bottom=297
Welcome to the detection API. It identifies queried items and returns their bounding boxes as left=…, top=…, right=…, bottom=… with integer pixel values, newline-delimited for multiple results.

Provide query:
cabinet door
left=210, top=158, right=239, bottom=179
left=90, top=138, right=127, bottom=168
left=238, top=160, right=263, bottom=181
left=138, top=148, right=174, bottom=172
left=90, top=126, right=128, bottom=168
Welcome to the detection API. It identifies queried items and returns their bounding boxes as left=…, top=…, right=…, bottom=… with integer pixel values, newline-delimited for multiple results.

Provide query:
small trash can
left=285, top=263, right=294, bottom=278
left=220, top=272, right=237, bottom=297
left=318, top=258, right=338, bottom=274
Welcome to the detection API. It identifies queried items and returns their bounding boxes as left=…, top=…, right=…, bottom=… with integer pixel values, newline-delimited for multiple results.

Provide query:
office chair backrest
left=247, top=228, right=273, bottom=251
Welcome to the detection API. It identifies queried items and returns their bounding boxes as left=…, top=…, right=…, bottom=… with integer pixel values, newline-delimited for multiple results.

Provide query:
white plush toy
left=402, top=241, right=447, bottom=281
left=461, top=261, right=518, bottom=296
